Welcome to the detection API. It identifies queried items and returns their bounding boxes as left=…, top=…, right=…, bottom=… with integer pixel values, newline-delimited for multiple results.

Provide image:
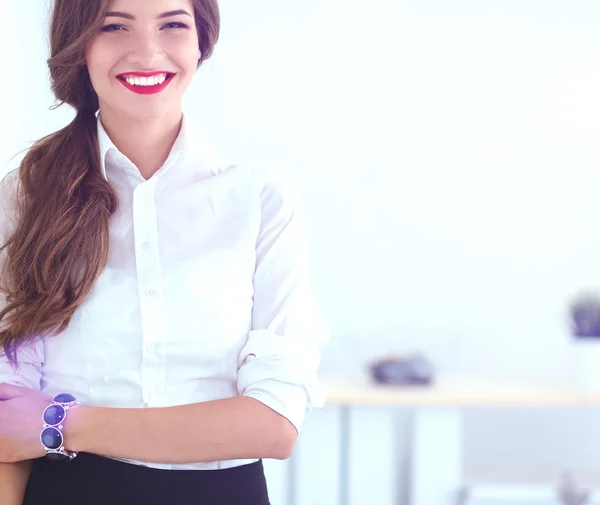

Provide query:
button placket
left=132, top=180, right=167, bottom=408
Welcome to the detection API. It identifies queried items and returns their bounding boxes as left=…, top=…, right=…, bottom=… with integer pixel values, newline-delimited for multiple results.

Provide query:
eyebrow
left=105, top=9, right=193, bottom=20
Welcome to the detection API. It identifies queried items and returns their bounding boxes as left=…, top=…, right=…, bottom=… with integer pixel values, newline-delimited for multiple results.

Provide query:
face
left=86, top=0, right=200, bottom=120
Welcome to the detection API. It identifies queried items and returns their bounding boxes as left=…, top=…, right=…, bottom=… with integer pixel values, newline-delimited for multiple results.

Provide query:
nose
left=128, top=29, right=164, bottom=68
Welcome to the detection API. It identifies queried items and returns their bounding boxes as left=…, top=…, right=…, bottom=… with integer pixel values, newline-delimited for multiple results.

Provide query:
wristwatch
left=40, top=393, right=79, bottom=461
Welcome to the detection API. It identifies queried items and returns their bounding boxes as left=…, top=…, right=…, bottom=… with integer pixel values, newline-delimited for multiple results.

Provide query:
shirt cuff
left=243, top=378, right=327, bottom=432
left=237, top=328, right=328, bottom=431
left=0, top=339, right=44, bottom=390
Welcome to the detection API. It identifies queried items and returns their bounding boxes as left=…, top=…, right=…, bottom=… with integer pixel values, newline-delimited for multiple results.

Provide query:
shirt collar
left=96, top=113, right=220, bottom=181
left=96, top=114, right=114, bottom=181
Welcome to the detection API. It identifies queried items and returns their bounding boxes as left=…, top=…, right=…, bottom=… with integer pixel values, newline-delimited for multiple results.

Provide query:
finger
left=0, top=383, right=27, bottom=400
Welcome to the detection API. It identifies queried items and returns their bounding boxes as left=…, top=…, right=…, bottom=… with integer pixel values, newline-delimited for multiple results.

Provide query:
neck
left=98, top=107, right=183, bottom=180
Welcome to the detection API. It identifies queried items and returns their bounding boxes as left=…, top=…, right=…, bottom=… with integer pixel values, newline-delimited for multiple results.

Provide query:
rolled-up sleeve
left=0, top=169, right=45, bottom=389
left=0, top=340, right=44, bottom=390
left=237, top=168, right=329, bottom=432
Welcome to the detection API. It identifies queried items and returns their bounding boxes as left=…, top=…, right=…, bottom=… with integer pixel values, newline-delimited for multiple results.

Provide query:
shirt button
left=145, top=288, right=156, bottom=297
left=141, top=241, right=151, bottom=250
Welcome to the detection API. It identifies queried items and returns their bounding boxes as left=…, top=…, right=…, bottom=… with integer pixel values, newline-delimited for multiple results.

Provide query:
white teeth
left=123, top=73, right=168, bottom=86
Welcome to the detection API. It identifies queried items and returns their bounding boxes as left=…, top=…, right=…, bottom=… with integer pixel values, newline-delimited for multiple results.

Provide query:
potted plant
left=569, top=291, right=600, bottom=390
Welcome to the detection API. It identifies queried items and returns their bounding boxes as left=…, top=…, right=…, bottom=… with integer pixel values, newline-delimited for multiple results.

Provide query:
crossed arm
left=63, top=395, right=297, bottom=463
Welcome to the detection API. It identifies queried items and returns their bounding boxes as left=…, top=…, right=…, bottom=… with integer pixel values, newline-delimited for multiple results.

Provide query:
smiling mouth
left=117, top=72, right=176, bottom=87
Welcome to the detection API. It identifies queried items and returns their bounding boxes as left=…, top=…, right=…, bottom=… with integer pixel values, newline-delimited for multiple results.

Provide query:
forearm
left=0, top=460, right=33, bottom=505
left=64, top=396, right=296, bottom=464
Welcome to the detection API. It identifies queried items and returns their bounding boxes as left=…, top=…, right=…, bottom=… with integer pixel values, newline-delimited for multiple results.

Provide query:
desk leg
left=287, top=444, right=297, bottom=505
left=410, top=407, right=464, bottom=505
left=339, top=405, right=350, bottom=505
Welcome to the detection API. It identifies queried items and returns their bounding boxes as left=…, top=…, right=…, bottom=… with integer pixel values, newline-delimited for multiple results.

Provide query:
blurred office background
left=3, top=0, right=600, bottom=504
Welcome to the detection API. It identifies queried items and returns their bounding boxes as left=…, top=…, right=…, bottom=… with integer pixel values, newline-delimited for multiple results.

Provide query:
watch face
left=40, top=427, right=63, bottom=450
left=43, top=404, right=66, bottom=426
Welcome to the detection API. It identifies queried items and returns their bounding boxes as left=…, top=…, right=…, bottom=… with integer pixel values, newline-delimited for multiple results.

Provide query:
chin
left=121, top=103, right=178, bottom=121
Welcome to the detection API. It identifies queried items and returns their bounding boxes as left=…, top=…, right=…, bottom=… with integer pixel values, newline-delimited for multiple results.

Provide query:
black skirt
left=23, top=453, right=270, bottom=505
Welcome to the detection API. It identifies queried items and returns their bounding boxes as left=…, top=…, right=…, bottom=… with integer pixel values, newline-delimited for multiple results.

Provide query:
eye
left=162, top=22, right=188, bottom=30
left=101, top=24, right=126, bottom=32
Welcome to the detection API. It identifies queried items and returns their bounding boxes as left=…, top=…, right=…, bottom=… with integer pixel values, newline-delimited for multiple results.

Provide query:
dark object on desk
left=369, top=354, right=434, bottom=386
left=557, top=473, right=589, bottom=505
left=569, top=291, right=600, bottom=338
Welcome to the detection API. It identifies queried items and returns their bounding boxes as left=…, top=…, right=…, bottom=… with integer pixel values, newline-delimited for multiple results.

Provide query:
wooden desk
left=319, top=376, right=600, bottom=505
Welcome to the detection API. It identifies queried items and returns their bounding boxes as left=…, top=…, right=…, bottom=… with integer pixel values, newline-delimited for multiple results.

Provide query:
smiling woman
left=86, top=3, right=203, bottom=122
left=0, top=0, right=329, bottom=504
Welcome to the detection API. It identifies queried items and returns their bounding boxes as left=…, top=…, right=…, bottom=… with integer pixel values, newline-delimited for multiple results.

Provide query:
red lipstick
left=116, top=72, right=175, bottom=95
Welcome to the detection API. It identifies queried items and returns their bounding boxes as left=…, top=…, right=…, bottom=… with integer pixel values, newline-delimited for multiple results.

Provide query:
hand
left=0, top=384, right=53, bottom=463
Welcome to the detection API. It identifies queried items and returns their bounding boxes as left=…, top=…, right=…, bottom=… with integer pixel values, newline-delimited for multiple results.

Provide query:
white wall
left=4, top=0, right=600, bottom=500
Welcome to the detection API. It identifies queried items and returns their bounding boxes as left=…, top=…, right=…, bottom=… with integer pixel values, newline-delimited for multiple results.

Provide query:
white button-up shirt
left=0, top=115, right=329, bottom=470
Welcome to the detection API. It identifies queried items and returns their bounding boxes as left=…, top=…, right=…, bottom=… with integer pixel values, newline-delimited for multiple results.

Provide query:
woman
left=0, top=0, right=328, bottom=504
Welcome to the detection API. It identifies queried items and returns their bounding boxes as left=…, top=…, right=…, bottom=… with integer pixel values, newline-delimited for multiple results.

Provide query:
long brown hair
left=0, top=0, right=220, bottom=366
